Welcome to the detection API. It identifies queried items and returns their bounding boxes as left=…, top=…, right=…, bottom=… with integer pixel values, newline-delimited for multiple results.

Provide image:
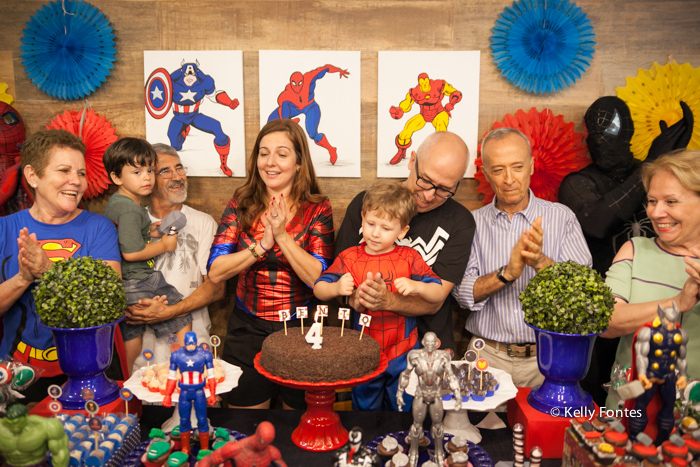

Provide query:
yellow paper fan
left=616, top=60, right=700, bottom=160
left=0, top=82, right=13, bottom=105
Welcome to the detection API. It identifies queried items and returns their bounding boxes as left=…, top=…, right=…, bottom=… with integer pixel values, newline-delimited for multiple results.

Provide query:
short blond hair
left=362, top=181, right=417, bottom=227
left=642, top=149, right=700, bottom=197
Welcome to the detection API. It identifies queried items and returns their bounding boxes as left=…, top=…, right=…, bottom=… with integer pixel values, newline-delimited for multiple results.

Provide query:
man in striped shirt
left=452, top=127, right=592, bottom=387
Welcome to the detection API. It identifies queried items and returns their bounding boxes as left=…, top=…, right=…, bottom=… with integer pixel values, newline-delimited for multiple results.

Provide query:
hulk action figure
left=0, top=404, right=68, bottom=467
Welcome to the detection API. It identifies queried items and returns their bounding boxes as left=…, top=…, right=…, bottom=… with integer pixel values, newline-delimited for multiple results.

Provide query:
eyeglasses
left=414, top=158, right=458, bottom=199
left=157, top=167, right=188, bottom=179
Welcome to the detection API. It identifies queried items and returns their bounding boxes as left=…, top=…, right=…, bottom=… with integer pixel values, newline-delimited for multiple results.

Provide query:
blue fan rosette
left=491, top=0, right=595, bottom=94
left=20, top=0, right=116, bottom=101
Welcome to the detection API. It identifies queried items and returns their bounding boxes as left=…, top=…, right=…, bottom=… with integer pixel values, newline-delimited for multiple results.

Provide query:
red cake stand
left=254, top=351, right=388, bottom=452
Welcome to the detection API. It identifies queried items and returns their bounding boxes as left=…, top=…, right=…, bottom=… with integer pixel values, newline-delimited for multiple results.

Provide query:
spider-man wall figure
left=267, top=65, right=349, bottom=165
left=389, top=73, right=462, bottom=165
left=197, top=421, right=286, bottom=467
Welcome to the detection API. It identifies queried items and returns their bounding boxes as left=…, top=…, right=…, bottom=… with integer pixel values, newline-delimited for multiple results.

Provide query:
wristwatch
left=497, top=265, right=514, bottom=285
left=248, top=240, right=261, bottom=258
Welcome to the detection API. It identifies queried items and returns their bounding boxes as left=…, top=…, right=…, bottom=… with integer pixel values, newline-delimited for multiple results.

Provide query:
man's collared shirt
left=452, top=191, right=592, bottom=344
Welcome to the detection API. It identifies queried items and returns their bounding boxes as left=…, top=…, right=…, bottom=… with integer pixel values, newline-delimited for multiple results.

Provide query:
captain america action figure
left=163, top=331, right=217, bottom=454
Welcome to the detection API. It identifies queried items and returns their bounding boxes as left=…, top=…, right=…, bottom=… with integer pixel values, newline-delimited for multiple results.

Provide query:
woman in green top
left=603, top=149, right=700, bottom=409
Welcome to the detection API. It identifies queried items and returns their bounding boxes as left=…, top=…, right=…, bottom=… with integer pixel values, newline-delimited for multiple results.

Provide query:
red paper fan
left=474, top=107, right=590, bottom=204
left=46, top=109, right=117, bottom=200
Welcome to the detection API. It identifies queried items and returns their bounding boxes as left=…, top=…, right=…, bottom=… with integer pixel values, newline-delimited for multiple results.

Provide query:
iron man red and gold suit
left=389, top=73, right=462, bottom=165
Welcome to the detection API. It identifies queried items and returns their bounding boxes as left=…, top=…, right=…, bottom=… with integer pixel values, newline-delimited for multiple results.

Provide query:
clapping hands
left=17, top=228, right=52, bottom=282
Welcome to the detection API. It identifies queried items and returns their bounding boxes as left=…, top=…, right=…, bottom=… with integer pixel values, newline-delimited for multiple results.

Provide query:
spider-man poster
left=378, top=51, right=480, bottom=179
left=259, top=50, right=361, bottom=178
left=144, top=51, right=246, bottom=177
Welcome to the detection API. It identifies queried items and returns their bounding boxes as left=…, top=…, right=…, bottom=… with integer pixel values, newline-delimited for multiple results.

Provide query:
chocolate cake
left=259, top=327, right=381, bottom=383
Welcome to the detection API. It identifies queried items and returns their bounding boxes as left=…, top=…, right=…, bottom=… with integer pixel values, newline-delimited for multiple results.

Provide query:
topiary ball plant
left=519, top=260, right=614, bottom=335
left=33, top=256, right=126, bottom=328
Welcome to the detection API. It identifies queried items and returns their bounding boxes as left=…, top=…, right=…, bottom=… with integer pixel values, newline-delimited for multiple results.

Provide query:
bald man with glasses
left=335, top=131, right=475, bottom=353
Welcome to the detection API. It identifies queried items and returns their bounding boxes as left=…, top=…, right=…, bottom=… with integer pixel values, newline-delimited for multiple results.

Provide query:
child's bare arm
left=121, top=234, right=178, bottom=262
left=314, top=273, right=354, bottom=301
left=149, top=221, right=162, bottom=238
left=394, top=277, right=444, bottom=304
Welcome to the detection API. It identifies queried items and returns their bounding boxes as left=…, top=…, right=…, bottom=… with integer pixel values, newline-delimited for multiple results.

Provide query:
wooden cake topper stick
left=359, top=313, right=372, bottom=340
left=476, top=358, right=488, bottom=390
left=317, top=305, right=328, bottom=335
left=472, top=338, right=485, bottom=360
left=47, top=385, right=63, bottom=418
left=120, top=388, right=133, bottom=416
left=338, top=307, right=350, bottom=337
left=464, top=349, right=477, bottom=382
left=142, top=349, right=154, bottom=369
left=297, top=306, right=308, bottom=334
left=279, top=309, right=291, bottom=335
left=84, top=399, right=100, bottom=449
left=210, top=335, right=221, bottom=360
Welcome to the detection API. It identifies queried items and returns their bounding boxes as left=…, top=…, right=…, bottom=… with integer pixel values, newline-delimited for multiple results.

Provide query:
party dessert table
left=139, top=406, right=562, bottom=467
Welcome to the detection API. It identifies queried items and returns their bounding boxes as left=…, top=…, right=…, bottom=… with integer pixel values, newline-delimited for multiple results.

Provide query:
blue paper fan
left=20, top=0, right=116, bottom=101
left=491, top=0, right=595, bottom=94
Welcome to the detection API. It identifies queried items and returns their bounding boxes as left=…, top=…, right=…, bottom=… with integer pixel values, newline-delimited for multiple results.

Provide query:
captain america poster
left=144, top=51, right=245, bottom=177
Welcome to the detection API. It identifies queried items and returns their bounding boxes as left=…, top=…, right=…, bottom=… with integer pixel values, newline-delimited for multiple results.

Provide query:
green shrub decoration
left=33, top=256, right=126, bottom=328
left=519, top=260, right=614, bottom=335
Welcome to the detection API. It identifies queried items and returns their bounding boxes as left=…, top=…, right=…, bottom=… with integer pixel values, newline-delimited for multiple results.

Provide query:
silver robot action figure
left=396, top=332, right=461, bottom=467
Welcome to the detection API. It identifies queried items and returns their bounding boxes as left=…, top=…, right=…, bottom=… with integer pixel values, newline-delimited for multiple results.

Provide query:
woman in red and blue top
left=208, top=119, right=334, bottom=409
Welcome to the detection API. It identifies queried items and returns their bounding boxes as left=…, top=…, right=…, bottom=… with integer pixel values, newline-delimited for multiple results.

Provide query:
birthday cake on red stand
left=255, top=315, right=388, bottom=451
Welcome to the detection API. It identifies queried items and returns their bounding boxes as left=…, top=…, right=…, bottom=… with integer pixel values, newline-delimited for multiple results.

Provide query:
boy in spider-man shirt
left=314, top=181, right=442, bottom=411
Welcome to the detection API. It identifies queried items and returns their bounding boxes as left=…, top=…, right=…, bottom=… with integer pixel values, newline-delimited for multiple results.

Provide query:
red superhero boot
left=199, top=431, right=209, bottom=451
left=180, top=431, right=191, bottom=455
left=390, top=136, right=411, bottom=165
left=315, top=134, right=337, bottom=165
left=198, top=377, right=216, bottom=450
left=181, top=125, right=191, bottom=140
left=215, top=141, right=233, bottom=177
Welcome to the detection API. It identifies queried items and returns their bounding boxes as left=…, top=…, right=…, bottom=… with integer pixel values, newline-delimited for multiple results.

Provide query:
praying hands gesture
left=473, top=217, right=554, bottom=303
left=500, top=217, right=553, bottom=282
left=520, top=217, right=553, bottom=272
left=264, top=194, right=289, bottom=240
left=17, top=228, right=53, bottom=282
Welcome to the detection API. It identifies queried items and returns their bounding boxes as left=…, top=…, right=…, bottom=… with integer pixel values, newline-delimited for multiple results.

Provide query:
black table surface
left=139, top=406, right=561, bottom=467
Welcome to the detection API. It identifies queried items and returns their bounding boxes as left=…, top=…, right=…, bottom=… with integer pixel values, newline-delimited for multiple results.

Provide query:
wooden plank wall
left=2, top=0, right=700, bottom=349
